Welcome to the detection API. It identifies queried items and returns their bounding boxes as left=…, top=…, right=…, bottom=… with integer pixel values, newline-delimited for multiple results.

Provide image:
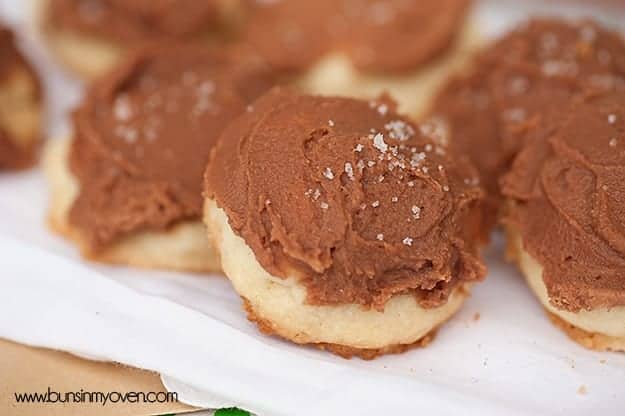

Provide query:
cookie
left=237, top=0, right=480, bottom=116
left=39, top=0, right=232, bottom=78
left=204, top=88, right=487, bottom=357
left=428, top=19, right=625, bottom=224
left=44, top=43, right=275, bottom=272
left=502, top=90, right=625, bottom=352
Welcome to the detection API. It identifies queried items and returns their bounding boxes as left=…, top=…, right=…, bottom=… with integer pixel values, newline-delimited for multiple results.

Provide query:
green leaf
left=214, top=408, right=251, bottom=416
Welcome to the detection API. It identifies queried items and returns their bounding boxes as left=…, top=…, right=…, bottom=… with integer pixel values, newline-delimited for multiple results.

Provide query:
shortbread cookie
left=503, top=90, right=625, bottom=352
left=204, top=88, right=487, bottom=358
left=238, top=0, right=479, bottom=116
left=0, top=26, right=42, bottom=170
left=45, top=43, right=275, bottom=272
left=40, top=0, right=232, bottom=78
left=428, top=19, right=625, bottom=223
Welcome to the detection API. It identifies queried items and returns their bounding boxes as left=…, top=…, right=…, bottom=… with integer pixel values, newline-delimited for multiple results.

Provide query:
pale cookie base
left=32, top=0, right=121, bottom=79
left=205, top=199, right=471, bottom=358
left=507, top=229, right=625, bottom=352
left=0, top=67, right=42, bottom=167
left=43, top=137, right=221, bottom=273
left=44, top=28, right=124, bottom=79
left=297, top=21, right=481, bottom=117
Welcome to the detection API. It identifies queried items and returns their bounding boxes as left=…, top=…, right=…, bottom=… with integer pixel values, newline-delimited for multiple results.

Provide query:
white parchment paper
left=1, top=1, right=624, bottom=415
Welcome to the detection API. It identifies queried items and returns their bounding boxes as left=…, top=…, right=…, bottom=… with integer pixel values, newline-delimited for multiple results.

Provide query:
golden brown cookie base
left=547, top=311, right=625, bottom=353
left=242, top=298, right=437, bottom=360
left=44, top=137, right=221, bottom=273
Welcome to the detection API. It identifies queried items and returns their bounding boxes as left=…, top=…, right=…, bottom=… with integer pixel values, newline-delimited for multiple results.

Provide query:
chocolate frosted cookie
left=238, top=0, right=479, bottom=116
left=0, top=26, right=42, bottom=170
left=44, top=43, right=275, bottom=271
left=503, top=90, right=625, bottom=352
left=429, top=19, right=625, bottom=350
left=204, top=88, right=487, bottom=358
left=40, top=0, right=232, bottom=78
left=428, top=19, right=625, bottom=225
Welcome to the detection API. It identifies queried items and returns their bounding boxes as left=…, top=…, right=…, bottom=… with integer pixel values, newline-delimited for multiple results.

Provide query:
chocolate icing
left=240, top=0, right=472, bottom=74
left=502, top=91, right=625, bottom=312
left=429, top=19, right=625, bottom=221
left=205, top=88, right=486, bottom=309
left=68, top=44, right=275, bottom=249
left=46, top=0, right=219, bottom=43
left=0, top=26, right=40, bottom=170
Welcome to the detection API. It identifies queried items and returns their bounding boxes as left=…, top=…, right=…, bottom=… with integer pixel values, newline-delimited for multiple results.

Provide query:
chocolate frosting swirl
left=68, top=44, right=275, bottom=248
left=430, top=19, right=625, bottom=222
left=502, top=91, right=625, bottom=311
left=205, top=88, right=486, bottom=309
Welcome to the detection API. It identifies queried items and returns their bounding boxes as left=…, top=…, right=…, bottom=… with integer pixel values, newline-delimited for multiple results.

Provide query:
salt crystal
left=373, top=133, right=388, bottom=153
left=345, top=162, right=354, bottom=180
left=411, top=205, right=421, bottom=219
left=385, top=120, right=415, bottom=141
